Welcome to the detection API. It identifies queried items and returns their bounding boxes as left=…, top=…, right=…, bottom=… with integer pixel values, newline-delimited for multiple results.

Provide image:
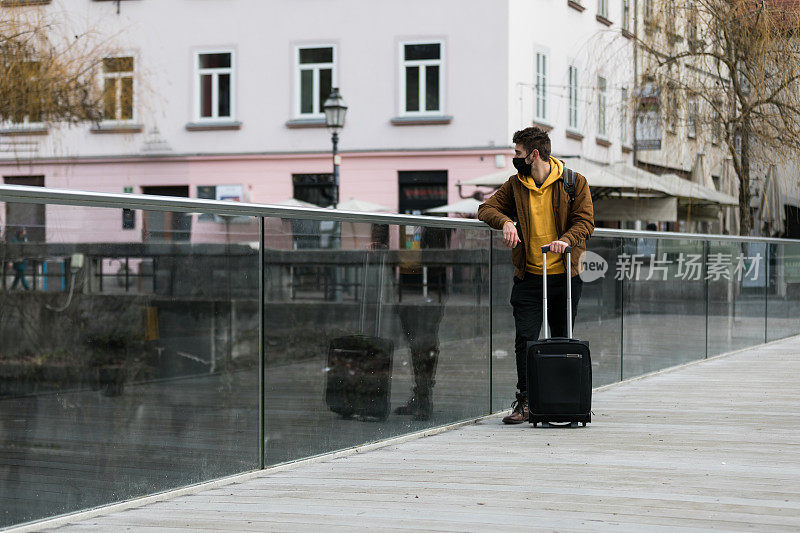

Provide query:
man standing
left=478, top=127, right=594, bottom=424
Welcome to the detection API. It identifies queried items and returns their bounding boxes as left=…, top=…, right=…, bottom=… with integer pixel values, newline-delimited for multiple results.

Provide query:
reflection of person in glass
left=394, top=226, right=449, bottom=421
left=10, top=227, right=30, bottom=291
left=370, top=224, right=449, bottom=421
left=478, top=127, right=594, bottom=424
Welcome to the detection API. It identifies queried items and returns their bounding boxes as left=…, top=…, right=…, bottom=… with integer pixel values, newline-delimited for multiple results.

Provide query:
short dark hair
left=512, top=127, right=551, bottom=160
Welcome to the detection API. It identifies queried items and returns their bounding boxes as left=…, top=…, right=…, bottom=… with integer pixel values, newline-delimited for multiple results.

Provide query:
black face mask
left=512, top=150, right=533, bottom=176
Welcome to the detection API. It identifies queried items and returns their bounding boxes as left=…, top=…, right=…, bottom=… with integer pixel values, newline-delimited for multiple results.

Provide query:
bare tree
left=636, top=0, right=800, bottom=235
left=0, top=5, right=116, bottom=128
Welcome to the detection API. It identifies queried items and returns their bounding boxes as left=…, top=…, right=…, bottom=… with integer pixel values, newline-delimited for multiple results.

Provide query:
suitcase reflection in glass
left=325, top=249, right=394, bottom=421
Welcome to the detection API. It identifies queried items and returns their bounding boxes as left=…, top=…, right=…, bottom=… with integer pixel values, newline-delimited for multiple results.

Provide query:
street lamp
left=323, top=87, right=347, bottom=208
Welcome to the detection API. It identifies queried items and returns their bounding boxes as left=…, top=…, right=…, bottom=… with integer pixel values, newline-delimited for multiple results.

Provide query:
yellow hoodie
left=517, top=156, right=566, bottom=275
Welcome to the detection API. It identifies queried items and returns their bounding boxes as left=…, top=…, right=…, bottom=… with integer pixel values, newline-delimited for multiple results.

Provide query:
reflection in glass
left=622, top=237, right=706, bottom=377
left=767, top=243, right=800, bottom=341
left=0, top=204, right=259, bottom=528
left=707, top=240, right=767, bottom=355
left=263, top=217, right=490, bottom=465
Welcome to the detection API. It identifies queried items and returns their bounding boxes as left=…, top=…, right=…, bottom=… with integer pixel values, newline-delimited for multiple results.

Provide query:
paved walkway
left=43, top=336, right=800, bottom=532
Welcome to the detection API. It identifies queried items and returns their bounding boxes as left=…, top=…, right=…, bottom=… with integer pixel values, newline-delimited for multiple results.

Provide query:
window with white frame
left=296, top=46, right=335, bottom=117
left=688, top=97, right=698, bottom=139
left=598, top=76, right=607, bottom=137
left=195, top=51, right=233, bottom=121
left=535, top=52, right=547, bottom=121
left=568, top=65, right=579, bottom=130
left=401, top=42, right=443, bottom=114
left=598, top=0, right=608, bottom=18
left=620, top=87, right=628, bottom=144
left=102, top=57, right=134, bottom=121
left=622, top=0, right=630, bottom=32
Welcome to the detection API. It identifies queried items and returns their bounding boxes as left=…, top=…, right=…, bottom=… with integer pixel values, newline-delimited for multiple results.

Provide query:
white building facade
left=0, top=0, right=635, bottom=240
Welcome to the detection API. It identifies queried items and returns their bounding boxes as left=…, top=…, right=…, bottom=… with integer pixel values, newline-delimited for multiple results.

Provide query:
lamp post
left=323, top=87, right=347, bottom=208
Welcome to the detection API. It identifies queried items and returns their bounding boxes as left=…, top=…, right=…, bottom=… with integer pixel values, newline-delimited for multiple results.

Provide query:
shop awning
left=593, top=197, right=678, bottom=222
left=461, top=157, right=738, bottom=207
left=460, top=157, right=641, bottom=190
left=611, top=164, right=738, bottom=206
left=425, top=198, right=481, bottom=215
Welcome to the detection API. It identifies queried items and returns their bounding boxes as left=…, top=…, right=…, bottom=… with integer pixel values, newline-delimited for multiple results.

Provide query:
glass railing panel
left=767, top=242, right=800, bottom=341
left=489, top=234, right=622, bottom=412
left=0, top=204, right=260, bottom=529
left=621, top=236, right=706, bottom=378
left=579, top=236, right=623, bottom=386
left=490, top=235, right=516, bottom=412
left=707, top=240, right=768, bottom=355
left=262, top=217, right=491, bottom=466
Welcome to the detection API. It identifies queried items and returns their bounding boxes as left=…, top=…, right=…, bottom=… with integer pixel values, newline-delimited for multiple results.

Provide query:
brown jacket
left=477, top=167, right=594, bottom=279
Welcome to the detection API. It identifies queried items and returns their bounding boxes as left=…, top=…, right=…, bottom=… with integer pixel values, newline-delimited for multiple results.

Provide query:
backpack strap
left=563, top=167, right=576, bottom=203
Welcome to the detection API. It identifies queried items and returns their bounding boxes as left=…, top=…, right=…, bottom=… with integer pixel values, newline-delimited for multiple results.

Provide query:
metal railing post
left=765, top=244, right=770, bottom=343
left=619, top=238, right=625, bottom=383
left=258, top=217, right=265, bottom=470
left=488, top=231, right=493, bottom=414
left=704, top=240, right=709, bottom=359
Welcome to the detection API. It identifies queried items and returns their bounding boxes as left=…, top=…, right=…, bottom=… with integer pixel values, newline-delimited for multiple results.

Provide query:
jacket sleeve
left=560, top=174, right=594, bottom=247
left=477, top=179, right=516, bottom=230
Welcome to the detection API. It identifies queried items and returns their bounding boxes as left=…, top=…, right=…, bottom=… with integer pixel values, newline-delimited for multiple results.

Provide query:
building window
left=401, top=42, right=443, bottom=114
left=9, top=61, right=42, bottom=125
left=535, top=52, right=547, bottom=121
left=597, top=76, right=607, bottom=137
left=598, top=0, right=608, bottom=18
left=293, top=173, right=336, bottom=207
left=622, top=0, right=630, bottom=32
left=195, top=51, right=233, bottom=121
left=665, top=86, right=678, bottom=133
left=102, top=57, right=134, bottom=121
left=398, top=170, right=447, bottom=217
left=711, top=105, right=721, bottom=145
left=568, top=65, right=579, bottom=130
left=665, top=1, right=676, bottom=34
left=620, top=87, right=628, bottom=144
left=296, top=46, right=335, bottom=118
left=643, top=0, right=653, bottom=23
left=688, top=97, right=698, bottom=139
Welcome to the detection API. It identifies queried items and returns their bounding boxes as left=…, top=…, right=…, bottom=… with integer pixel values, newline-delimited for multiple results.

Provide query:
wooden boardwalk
left=39, top=335, right=800, bottom=532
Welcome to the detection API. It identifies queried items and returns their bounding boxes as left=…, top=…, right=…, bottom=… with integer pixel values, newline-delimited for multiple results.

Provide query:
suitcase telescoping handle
left=359, top=248, right=387, bottom=336
left=540, top=244, right=572, bottom=340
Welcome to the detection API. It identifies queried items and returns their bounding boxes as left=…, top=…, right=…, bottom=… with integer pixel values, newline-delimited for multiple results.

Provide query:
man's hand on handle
left=543, top=240, right=571, bottom=254
left=502, top=221, right=520, bottom=248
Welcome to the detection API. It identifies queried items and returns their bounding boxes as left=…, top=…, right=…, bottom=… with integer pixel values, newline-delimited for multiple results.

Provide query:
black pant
left=510, top=273, right=583, bottom=394
left=397, top=304, right=445, bottom=397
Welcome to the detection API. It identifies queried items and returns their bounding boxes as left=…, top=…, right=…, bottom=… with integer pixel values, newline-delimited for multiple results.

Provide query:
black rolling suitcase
left=526, top=245, right=592, bottom=427
left=325, top=250, right=394, bottom=420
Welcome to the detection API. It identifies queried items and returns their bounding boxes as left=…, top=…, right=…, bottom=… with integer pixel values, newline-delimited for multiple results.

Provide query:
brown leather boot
left=502, top=393, right=529, bottom=424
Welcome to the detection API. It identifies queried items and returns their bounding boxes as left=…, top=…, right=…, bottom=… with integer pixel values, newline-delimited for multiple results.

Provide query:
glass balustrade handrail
left=1, top=184, right=798, bottom=244
left=0, top=184, right=482, bottom=230
left=592, top=228, right=800, bottom=244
